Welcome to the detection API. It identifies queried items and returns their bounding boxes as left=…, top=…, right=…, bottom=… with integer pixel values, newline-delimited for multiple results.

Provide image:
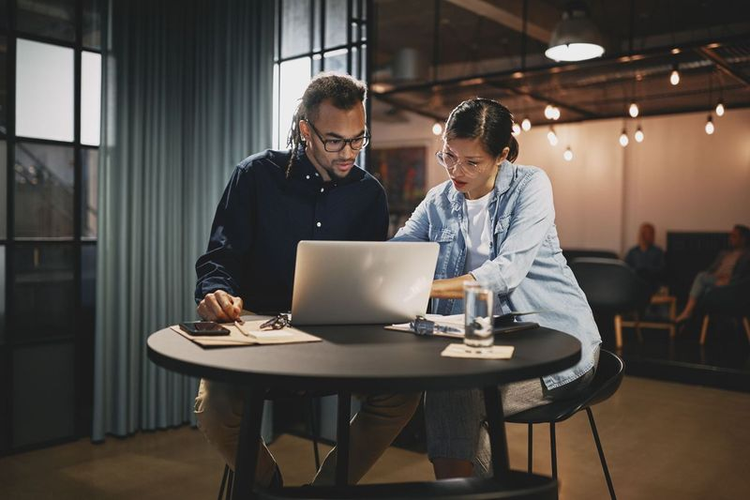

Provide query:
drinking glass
left=464, top=282, right=494, bottom=352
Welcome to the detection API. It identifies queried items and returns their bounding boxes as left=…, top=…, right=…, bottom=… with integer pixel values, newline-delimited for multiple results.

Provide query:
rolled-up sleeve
left=471, top=170, right=554, bottom=296
left=195, top=165, right=255, bottom=303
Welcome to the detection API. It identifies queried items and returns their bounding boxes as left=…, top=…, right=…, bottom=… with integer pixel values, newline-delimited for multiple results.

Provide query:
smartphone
left=179, top=321, right=230, bottom=336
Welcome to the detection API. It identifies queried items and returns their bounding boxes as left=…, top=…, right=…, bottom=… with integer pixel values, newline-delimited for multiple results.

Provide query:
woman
left=392, top=98, right=602, bottom=478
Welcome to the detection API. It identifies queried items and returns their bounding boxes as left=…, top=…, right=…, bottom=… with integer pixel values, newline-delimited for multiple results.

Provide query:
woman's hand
left=430, top=274, right=476, bottom=299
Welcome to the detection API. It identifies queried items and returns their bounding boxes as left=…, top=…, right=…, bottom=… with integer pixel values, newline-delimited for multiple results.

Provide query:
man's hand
left=197, top=290, right=243, bottom=322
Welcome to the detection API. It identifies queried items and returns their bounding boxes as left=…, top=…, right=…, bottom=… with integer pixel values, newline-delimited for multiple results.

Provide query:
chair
left=217, top=394, right=322, bottom=499
left=569, top=258, right=652, bottom=349
left=505, top=350, right=625, bottom=500
left=696, top=278, right=750, bottom=345
left=562, top=249, right=619, bottom=263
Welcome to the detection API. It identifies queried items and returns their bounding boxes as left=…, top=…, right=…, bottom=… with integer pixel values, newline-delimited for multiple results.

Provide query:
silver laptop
left=291, top=241, right=439, bottom=325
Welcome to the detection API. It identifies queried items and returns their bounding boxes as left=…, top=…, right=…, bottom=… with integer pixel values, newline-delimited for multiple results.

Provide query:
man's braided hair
left=285, top=72, right=367, bottom=178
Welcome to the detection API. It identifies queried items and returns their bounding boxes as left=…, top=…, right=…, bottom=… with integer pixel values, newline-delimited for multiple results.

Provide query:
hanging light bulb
left=705, top=115, right=715, bottom=135
left=670, top=65, right=680, bottom=86
left=521, top=117, right=532, bottom=131
left=512, top=123, right=522, bottom=136
left=563, top=146, right=573, bottom=161
left=547, top=127, right=558, bottom=146
left=629, top=102, right=639, bottom=118
left=715, top=101, right=725, bottom=117
left=544, top=104, right=555, bottom=120
left=432, top=121, right=443, bottom=136
left=634, top=125, right=644, bottom=143
left=619, top=129, right=629, bottom=147
left=551, top=106, right=561, bottom=120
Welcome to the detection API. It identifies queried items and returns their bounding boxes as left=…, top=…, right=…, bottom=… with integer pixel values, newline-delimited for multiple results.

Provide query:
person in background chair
left=674, top=224, right=750, bottom=324
left=625, top=222, right=665, bottom=291
left=193, top=72, right=421, bottom=488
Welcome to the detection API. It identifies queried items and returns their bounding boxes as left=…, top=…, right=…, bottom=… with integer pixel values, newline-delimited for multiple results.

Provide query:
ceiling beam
left=695, top=46, right=750, bottom=87
left=376, top=95, right=446, bottom=122
left=444, top=0, right=552, bottom=43
left=373, top=34, right=750, bottom=98
left=485, top=82, right=600, bottom=119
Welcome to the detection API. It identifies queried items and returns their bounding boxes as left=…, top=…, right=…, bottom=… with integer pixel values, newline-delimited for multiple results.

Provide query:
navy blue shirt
left=195, top=148, right=389, bottom=312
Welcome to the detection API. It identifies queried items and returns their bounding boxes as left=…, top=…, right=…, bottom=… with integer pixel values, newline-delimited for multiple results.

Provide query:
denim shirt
left=392, top=161, right=601, bottom=389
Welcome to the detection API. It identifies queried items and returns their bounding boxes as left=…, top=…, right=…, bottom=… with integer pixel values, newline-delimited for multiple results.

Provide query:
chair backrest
left=569, top=257, right=652, bottom=313
left=563, top=248, right=620, bottom=262
left=587, top=350, right=625, bottom=407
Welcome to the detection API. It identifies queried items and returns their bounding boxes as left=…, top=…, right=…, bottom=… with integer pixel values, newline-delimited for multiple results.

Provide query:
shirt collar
left=289, top=147, right=364, bottom=187
left=448, top=160, right=517, bottom=210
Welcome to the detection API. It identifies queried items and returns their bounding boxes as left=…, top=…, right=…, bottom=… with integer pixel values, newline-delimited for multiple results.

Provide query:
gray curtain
left=93, top=0, right=274, bottom=441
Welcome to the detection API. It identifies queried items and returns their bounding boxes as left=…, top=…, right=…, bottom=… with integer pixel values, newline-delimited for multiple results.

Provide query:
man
left=194, top=73, right=421, bottom=487
left=624, top=222, right=665, bottom=290
left=675, top=224, right=750, bottom=323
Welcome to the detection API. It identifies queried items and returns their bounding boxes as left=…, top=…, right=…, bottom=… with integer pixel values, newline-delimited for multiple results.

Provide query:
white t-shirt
left=464, top=191, right=493, bottom=274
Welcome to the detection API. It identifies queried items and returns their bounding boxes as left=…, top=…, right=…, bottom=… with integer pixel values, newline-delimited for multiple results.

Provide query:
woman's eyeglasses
left=435, top=151, right=485, bottom=176
left=306, top=120, right=370, bottom=153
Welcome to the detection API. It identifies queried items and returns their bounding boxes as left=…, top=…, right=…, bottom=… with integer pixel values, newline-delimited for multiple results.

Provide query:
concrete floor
left=1, top=376, right=749, bottom=499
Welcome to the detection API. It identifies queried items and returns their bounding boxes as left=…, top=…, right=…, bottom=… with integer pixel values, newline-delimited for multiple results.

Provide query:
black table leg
left=336, top=391, right=352, bottom=486
left=484, top=386, right=510, bottom=481
left=233, top=387, right=267, bottom=499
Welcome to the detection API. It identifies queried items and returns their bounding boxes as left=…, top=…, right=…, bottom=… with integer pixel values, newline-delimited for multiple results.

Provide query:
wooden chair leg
left=700, top=315, right=710, bottom=345
left=634, top=311, right=643, bottom=342
left=614, top=314, right=623, bottom=350
left=668, top=299, right=676, bottom=339
left=742, top=317, right=750, bottom=344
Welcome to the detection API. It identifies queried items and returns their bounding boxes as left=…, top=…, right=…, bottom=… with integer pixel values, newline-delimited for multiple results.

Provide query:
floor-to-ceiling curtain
left=93, top=0, right=274, bottom=441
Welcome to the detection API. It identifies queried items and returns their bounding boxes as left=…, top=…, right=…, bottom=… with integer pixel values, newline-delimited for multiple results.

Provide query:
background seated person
left=675, top=224, right=750, bottom=324
left=625, top=222, right=665, bottom=292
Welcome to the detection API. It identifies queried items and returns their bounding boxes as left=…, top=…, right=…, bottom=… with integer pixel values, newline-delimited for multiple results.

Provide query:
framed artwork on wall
left=370, top=145, right=427, bottom=237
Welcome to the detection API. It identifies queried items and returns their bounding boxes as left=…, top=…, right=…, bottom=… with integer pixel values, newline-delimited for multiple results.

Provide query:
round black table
left=147, top=324, right=581, bottom=499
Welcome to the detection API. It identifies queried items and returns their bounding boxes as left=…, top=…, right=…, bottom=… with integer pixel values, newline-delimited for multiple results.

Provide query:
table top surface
left=147, top=324, right=581, bottom=392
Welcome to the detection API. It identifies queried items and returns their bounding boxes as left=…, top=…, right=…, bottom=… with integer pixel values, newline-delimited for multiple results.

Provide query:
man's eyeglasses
left=435, top=151, right=486, bottom=176
left=306, top=120, right=370, bottom=153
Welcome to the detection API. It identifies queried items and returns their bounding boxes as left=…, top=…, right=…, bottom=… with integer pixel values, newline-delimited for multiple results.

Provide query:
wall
left=372, top=105, right=750, bottom=255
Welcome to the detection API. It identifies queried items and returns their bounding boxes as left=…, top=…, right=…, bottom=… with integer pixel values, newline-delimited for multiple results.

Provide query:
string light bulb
left=432, top=121, right=443, bottom=136
left=705, top=115, right=715, bottom=135
left=551, top=106, right=561, bottom=120
left=619, top=129, right=629, bottom=147
left=547, top=127, right=558, bottom=146
left=544, top=104, right=555, bottom=120
left=629, top=102, right=639, bottom=118
left=634, top=125, right=644, bottom=143
left=670, top=66, right=680, bottom=85
left=563, top=146, right=573, bottom=161
left=715, top=101, right=725, bottom=117
left=521, top=117, right=532, bottom=131
left=512, top=123, right=522, bottom=136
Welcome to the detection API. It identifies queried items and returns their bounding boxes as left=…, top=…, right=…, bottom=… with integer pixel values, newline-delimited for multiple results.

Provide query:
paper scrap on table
left=440, top=343, right=514, bottom=359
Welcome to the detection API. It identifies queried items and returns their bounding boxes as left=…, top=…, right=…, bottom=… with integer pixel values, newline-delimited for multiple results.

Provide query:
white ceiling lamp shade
left=545, top=3, right=605, bottom=62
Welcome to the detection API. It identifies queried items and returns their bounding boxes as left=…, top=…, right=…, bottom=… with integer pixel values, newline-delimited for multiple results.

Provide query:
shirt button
left=320, top=187, right=324, bottom=193
left=315, top=172, right=319, bottom=177
left=316, top=222, right=322, bottom=228
left=306, top=175, right=310, bottom=179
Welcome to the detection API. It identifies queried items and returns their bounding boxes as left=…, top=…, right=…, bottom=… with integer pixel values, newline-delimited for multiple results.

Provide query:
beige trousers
left=194, top=379, right=422, bottom=486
